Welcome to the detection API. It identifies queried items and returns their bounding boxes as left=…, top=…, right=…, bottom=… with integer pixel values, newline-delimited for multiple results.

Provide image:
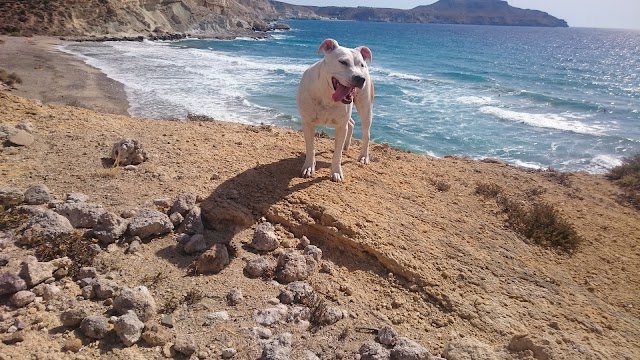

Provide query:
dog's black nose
left=352, top=75, right=366, bottom=88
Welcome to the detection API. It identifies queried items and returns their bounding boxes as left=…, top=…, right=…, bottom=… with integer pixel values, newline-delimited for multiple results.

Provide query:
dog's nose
left=352, top=75, right=366, bottom=88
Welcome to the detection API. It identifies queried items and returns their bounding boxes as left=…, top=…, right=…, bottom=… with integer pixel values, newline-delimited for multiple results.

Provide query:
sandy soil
left=0, top=35, right=129, bottom=115
left=0, top=39, right=639, bottom=360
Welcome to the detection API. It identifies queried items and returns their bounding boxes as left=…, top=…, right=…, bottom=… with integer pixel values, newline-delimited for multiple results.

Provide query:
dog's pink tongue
left=332, top=83, right=352, bottom=102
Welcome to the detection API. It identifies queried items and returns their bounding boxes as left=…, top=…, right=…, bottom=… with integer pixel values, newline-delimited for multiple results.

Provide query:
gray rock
left=174, top=334, right=197, bottom=356
left=183, top=234, right=207, bottom=254
left=377, top=325, right=398, bottom=346
left=206, top=311, right=230, bottom=321
left=303, top=245, right=322, bottom=261
left=192, top=243, right=229, bottom=274
left=253, top=326, right=272, bottom=339
left=299, top=236, right=311, bottom=248
left=275, top=252, right=317, bottom=284
left=170, top=192, right=197, bottom=216
left=0, top=187, right=24, bottom=207
left=111, top=138, right=148, bottom=166
left=161, top=314, right=174, bottom=328
left=128, top=208, right=173, bottom=240
left=360, top=341, right=391, bottom=360
left=153, top=198, right=172, bottom=209
left=16, top=206, right=74, bottom=244
left=2, top=330, right=25, bottom=345
left=0, top=272, right=27, bottom=296
left=41, top=283, right=61, bottom=300
left=65, top=192, right=89, bottom=203
left=390, top=337, right=430, bottom=360
left=126, top=240, right=142, bottom=254
left=54, top=202, right=106, bottom=228
left=19, top=259, right=56, bottom=288
left=303, top=351, right=320, bottom=360
left=260, top=333, right=292, bottom=360
left=23, top=184, right=50, bottom=205
left=226, top=288, right=243, bottom=306
left=222, top=347, right=237, bottom=359
left=81, top=285, right=95, bottom=299
left=60, top=308, right=91, bottom=327
left=93, top=212, right=128, bottom=244
left=113, top=286, right=157, bottom=322
left=244, top=257, right=273, bottom=278
left=16, top=121, right=34, bottom=133
left=442, top=336, right=498, bottom=360
left=255, top=305, right=288, bottom=327
left=142, top=323, right=172, bottom=346
left=169, top=212, right=184, bottom=227
left=114, top=311, right=145, bottom=347
left=179, top=206, right=203, bottom=235
left=283, top=281, right=314, bottom=305
left=8, top=129, right=34, bottom=146
left=76, top=267, right=98, bottom=280
left=80, top=315, right=110, bottom=339
left=10, top=290, right=35, bottom=307
left=252, top=222, right=280, bottom=252
left=93, top=277, right=119, bottom=299
left=124, top=165, right=137, bottom=171
left=507, top=334, right=551, bottom=360
left=320, top=306, right=344, bottom=326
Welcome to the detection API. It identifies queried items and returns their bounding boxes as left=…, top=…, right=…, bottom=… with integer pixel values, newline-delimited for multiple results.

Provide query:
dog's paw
left=330, top=167, right=344, bottom=182
left=358, top=154, right=370, bottom=165
left=301, top=163, right=315, bottom=178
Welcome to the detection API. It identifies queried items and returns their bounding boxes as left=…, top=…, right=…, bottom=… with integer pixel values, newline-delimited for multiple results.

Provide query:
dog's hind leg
left=343, top=117, right=355, bottom=151
left=330, top=122, right=348, bottom=182
left=354, top=99, right=372, bottom=165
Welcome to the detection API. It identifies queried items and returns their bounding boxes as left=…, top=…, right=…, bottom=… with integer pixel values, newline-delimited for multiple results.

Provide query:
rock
left=142, top=323, right=172, bottom=346
left=192, top=243, right=229, bottom=274
left=54, top=202, right=106, bottom=228
left=299, top=236, right=311, bottom=248
left=10, top=290, right=35, bottom=307
left=19, top=259, right=57, bottom=287
left=183, top=234, right=207, bottom=254
left=128, top=208, right=173, bottom=240
left=320, top=306, right=345, bottom=325
left=80, top=315, right=110, bottom=339
left=174, top=334, right=197, bottom=356
left=303, top=350, right=321, bottom=360
left=77, top=266, right=98, bottom=279
left=0, top=187, right=24, bottom=207
left=507, top=334, right=551, bottom=360
left=114, top=311, right=145, bottom=347
left=169, top=212, right=184, bottom=227
left=81, top=285, right=95, bottom=299
left=41, top=283, right=60, bottom=300
left=93, top=277, right=119, bottom=299
left=62, top=337, right=83, bottom=352
left=16, top=206, right=74, bottom=243
left=179, top=206, right=203, bottom=235
left=65, top=192, right=89, bottom=203
left=170, top=192, right=197, bottom=216
left=442, top=336, right=497, bottom=360
left=206, top=311, right=230, bottom=322
left=377, top=325, right=398, bottom=346
left=161, top=314, right=174, bottom=328
left=303, top=245, right=323, bottom=261
left=360, top=341, right=391, bottom=360
left=251, top=222, right=280, bottom=251
left=222, top=347, right=237, bottom=359
left=0, top=272, right=27, bottom=295
left=253, top=326, right=272, bottom=339
left=16, top=121, right=35, bottom=133
left=0, top=255, right=9, bottom=266
left=127, top=239, right=142, bottom=254
left=279, top=281, right=314, bottom=305
left=244, top=257, right=273, bottom=278
left=2, top=330, right=25, bottom=345
left=60, top=308, right=91, bottom=327
left=93, top=212, right=128, bottom=244
left=124, top=164, right=137, bottom=171
left=111, top=138, right=148, bottom=166
left=275, top=252, right=316, bottom=284
left=390, top=337, right=430, bottom=360
left=255, top=305, right=288, bottom=327
left=23, top=184, right=50, bottom=205
left=260, top=333, right=292, bottom=360
left=8, top=129, right=34, bottom=146
left=113, top=286, right=157, bottom=322
left=153, top=198, right=172, bottom=208
left=226, top=288, right=243, bottom=306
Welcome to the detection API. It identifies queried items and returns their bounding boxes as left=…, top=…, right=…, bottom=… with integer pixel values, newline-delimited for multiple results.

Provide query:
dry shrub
left=431, top=179, right=450, bottom=192
left=475, top=182, right=503, bottom=198
left=498, top=197, right=582, bottom=253
left=308, top=293, right=328, bottom=328
left=607, top=152, right=640, bottom=209
left=0, top=69, right=23, bottom=86
left=183, top=289, right=204, bottom=305
left=543, top=169, right=572, bottom=187
left=32, top=232, right=94, bottom=277
left=0, top=205, right=29, bottom=231
left=186, top=112, right=216, bottom=122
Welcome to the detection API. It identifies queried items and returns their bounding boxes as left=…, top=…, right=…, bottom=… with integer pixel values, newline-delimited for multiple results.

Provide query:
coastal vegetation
left=608, top=152, right=640, bottom=209
left=0, top=69, right=22, bottom=87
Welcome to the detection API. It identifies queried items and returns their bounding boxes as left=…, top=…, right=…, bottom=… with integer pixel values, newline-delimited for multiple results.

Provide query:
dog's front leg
left=330, top=122, right=348, bottom=182
left=301, top=121, right=316, bottom=178
left=354, top=102, right=372, bottom=165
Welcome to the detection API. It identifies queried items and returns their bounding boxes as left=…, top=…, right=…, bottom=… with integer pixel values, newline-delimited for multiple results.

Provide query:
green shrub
left=607, top=152, right=640, bottom=209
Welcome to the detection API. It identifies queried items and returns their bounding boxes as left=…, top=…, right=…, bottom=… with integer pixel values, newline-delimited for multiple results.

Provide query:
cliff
left=273, top=0, right=569, bottom=27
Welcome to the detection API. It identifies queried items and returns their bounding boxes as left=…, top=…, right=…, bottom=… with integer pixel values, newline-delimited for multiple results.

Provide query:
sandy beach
left=1, top=37, right=640, bottom=359
left=0, top=36, right=129, bottom=115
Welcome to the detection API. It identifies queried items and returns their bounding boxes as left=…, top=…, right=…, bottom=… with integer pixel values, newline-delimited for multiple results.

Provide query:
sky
left=285, top=0, right=640, bottom=30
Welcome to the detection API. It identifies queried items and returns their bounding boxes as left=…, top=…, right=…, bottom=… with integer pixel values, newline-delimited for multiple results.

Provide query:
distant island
left=272, top=0, right=569, bottom=27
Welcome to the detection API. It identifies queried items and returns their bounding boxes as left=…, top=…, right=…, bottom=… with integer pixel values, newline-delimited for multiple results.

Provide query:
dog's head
left=318, top=38, right=372, bottom=104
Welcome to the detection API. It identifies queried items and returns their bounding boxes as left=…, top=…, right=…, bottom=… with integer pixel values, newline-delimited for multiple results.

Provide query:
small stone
left=251, top=222, right=280, bottom=252
left=206, top=311, right=230, bottom=322
left=124, top=165, right=137, bottom=171
left=170, top=193, right=197, bottom=216
left=114, top=311, right=145, bottom=347
left=0, top=272, right=27, bottom=296
left=80, top=315, right=110, bottom=339
left=63, top=337, right=83, bottom=352
left=299, top=236, right=311, bottom=248
left=169, top=212, right=184, bottom=227
left=320, top=306, right=344, bottom=326
left=179, top=206, right=204, bottom=235
left=127, top=208, right=173, bottom=240
left=377, top=325, right=398, bottom=346
left=253, top=326, right=272, bottom=339
left=60, top=308, right=91, bottom=327
left=226, top=288, right=243, bottom=306
left=81, top=285, right=94, bottom=299
left=390, top=337, right=430, bottom=360
left=11, top=290, right=35, bottom=307
left=260, top=333, right=292, bottom=360
left=142, top=323, right=172, bottom=346
left=41, top=284, right=61, bottom=300
left=93, top=212, right=128, bottom=244
left=303, top=350, right=321, bottom=360
left=280, top=281, right=314, bottom=305
left=16, top=121, right=35, bottom=133
left=23, top=184, right=51, bottom=205
left=244, top=257, right=273, bottom=278
left=0, top=187, right=24, bottom=207
left=303, top=245, right=322, bottom=261
left=127, top=240, right=142, bottom=254
left=359, top=341, right=390, bottom=360
left=222, top=348, right=237, bottom=359
left=65, top=192, right=89, bottom=203
left=153, top=198, right=172, bottom=208
left=255, top=305, right=288, bottom=327
left=174, top=334, right=197, bottom=356
left=161, top=314, right=174, bottom=328
left=113, top=286, right=157, bottom=322
left=55, top=202, right=106, bottom=228
left=192, top=244, right=229, bottom=274
left=2, top=330, right=25, bottom=344
left=19, top=260, right=56, bottom=288
left=8, top=129, right=34, bottom=146
left=183, top=234, right=207, bottom=254
left=275, top=252, right=317, bottom=284
left=93, top=277, right=119, bottom=299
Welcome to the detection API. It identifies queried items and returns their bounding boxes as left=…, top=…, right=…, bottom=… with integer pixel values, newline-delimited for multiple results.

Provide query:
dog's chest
left=302, top=98, right=352, bottom=127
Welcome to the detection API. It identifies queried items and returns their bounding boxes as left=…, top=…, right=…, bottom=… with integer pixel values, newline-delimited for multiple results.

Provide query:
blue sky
left=286, top=0, right=640, bottom=30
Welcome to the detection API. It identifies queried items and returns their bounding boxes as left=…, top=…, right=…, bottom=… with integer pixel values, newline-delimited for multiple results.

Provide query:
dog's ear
left=318, top=38, right=339, bottom=55
left=356, top=46, right=372, bottom=63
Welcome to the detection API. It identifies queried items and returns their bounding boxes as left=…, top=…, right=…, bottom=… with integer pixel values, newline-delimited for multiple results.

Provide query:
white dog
left=297, top=38, right=374, bottom=182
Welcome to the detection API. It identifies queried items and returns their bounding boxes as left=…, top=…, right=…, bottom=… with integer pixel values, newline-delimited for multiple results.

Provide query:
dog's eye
left=360, top=63, right=365, bottom=67
left=339, top=60, right=349, bottom=66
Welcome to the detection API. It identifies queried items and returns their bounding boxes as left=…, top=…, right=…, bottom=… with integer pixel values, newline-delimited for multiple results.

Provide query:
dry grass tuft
left=32, top=232, right=94, bottom=277
left=183, top=289, right=204, bottom=305
left=542, top=168, right=572, bottom=187
left=308, top=293, right=328, bottom=328
left=475, top=182, right=503, bottom=198
left=607, top=152, right=640, bottom=209
left=431, top=179, right=451, bottom=192
left=0, top=69, right=23, bottom=86
left=0, top=205, right=29, bottom=231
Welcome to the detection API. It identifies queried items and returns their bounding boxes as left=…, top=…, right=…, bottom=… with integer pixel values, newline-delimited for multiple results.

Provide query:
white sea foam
left=589, top=155, right=623, bottom=172
left=479, top=106, right=605, bottom=135
left=511, top=159, right=544, bottom=170
left=387, top=72, right=422, bottom=81
left=456, top=96, right=498, bottom=105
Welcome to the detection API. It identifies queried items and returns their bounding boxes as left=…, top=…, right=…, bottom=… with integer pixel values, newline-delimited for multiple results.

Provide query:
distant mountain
left=270, top=0, right=569, bottom=27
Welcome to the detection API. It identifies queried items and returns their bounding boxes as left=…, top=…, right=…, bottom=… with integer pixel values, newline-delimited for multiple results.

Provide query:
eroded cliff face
left=0, top=0, right=280, bottom=36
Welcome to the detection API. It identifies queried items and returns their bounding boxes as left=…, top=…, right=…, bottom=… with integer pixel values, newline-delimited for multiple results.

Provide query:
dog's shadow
left=156, top=155, right=326, bottom=270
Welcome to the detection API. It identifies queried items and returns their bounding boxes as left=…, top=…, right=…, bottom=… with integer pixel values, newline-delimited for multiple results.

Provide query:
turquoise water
left=62, top=20, right=640, bottom=172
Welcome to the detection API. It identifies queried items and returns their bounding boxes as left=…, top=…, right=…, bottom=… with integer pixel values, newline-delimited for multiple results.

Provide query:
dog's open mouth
left=332, top=77, right=357, bottom=104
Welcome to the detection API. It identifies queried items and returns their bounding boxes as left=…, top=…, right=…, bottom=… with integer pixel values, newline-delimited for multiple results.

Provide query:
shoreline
left=0, top=35, right=130, bottom=116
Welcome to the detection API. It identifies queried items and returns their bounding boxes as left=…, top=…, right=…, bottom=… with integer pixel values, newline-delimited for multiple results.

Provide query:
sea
left=60, top=20, right=640, bottom=173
